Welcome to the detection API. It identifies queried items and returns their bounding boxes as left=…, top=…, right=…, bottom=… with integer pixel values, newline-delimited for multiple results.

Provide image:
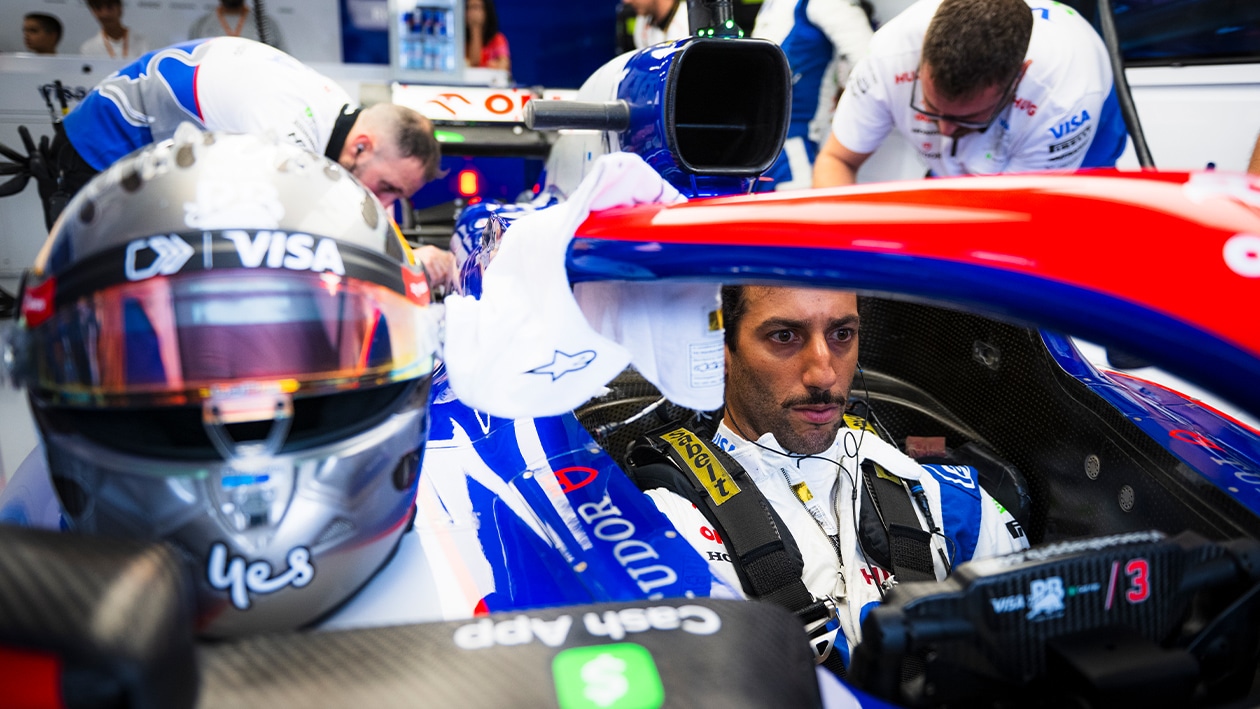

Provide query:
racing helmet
left=7, top=128, right=441, bottom=637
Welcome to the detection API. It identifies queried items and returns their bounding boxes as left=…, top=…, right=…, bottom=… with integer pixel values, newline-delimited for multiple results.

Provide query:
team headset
left=723, top=362, right=957, bottom=601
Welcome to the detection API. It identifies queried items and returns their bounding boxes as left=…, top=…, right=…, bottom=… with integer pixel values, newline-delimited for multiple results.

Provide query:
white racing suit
left=645, top=418, right=1030, bottom=666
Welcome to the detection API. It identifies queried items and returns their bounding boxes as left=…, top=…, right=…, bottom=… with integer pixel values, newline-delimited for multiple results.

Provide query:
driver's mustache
left=781, top=390, right=843, bottom=408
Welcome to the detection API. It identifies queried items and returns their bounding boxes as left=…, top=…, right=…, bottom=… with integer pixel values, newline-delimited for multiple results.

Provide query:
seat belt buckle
left=811, top=627, right=841, bottom=665
left=801, top=596, right=840, bottom=663
left=801, top=596, right=839, bottom=637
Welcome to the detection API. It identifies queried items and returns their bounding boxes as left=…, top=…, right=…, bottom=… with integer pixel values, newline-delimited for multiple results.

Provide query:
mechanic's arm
left=415, top=244, right=458, bottom=294
left=813, top=134, right=871, bottom=187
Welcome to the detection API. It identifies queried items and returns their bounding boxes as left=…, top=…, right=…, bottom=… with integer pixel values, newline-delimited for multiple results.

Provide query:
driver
left=629, top=285, right=1030, bottom=668
left=812, top=0, right=1128, bottom=186
left=4, top=128, right=443, bottom=637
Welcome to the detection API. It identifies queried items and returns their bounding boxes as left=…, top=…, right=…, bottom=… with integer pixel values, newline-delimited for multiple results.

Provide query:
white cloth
left=575, top=281, right=724, bottom=411
left=78, top=29, right=151, bottom=59
left=647, top=420, right=1030, bottom=654
left=633, top=1, right=690, bottom=48
left=831, top=0, right=1117, bottom=175
left=444, top=152, right=712, bottom=419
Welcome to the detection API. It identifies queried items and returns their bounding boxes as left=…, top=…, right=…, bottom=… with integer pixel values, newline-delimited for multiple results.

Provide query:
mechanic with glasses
left=813, top=0, right=1128, bottom=187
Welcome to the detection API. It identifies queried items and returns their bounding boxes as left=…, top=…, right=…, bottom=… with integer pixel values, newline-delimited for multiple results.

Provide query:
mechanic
left=17, top=35, right=453, bottom=287
left=812, top=0, right=1127, bottom=186
left=627, top=285, right=1029, bottom=669
left=624, top=0, right=690, bottom=49
left=751, top=0, right=874, bottom=191
left=55, top=36, right=437, bottom=214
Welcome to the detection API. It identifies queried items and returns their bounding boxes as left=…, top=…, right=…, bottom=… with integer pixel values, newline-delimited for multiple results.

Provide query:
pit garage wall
left=0, top=1, right=341, bottom=63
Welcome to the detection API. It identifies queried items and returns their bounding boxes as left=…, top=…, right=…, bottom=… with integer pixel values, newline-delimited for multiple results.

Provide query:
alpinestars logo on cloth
left=529, top=350, right=597, bottom=380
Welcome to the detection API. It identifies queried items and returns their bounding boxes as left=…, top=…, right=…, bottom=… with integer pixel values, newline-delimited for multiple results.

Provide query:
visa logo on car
left=1050, top=110, right=1091, bottom=139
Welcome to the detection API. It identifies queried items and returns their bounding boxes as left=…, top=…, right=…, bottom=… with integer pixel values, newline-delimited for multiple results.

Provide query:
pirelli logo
left=661, top=428, right=740, bottom=505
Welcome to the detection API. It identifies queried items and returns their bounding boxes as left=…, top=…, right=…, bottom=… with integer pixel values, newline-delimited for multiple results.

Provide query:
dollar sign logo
left=580, top=653, right=629, bottom=707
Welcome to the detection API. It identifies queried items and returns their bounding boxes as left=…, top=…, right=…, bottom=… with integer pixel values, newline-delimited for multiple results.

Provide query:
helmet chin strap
left=202, top=383, right=294, bottom=464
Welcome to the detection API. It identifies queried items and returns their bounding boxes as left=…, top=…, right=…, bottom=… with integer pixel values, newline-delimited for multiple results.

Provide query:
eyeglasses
left=909, top=66, right=1024, bottom=132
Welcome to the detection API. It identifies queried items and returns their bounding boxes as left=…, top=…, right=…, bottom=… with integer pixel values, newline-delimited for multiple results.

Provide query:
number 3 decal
left=1125, top=558, right=1150, bottom=603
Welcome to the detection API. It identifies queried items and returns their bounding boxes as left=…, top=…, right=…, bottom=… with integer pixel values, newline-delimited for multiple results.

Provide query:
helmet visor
left=21, top=268, right=438, bottom=408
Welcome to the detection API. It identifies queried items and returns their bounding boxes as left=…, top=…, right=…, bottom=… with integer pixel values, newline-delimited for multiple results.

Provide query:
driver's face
left=724, top=287, right=860, bottom=456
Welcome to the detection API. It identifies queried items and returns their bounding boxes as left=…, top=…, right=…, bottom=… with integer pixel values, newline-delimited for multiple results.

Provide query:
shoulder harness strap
left=641, top=426, right=815, bottom=604
left=859, top=460, right=937, bottom=583
left=627, top=423, right=848, bottom=675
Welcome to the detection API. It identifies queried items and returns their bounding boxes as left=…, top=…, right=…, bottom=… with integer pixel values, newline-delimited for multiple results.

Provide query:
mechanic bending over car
left=0, top=36, right=455, bottom=289
left=812, top=0, right=1128, bottom=186
left=626, top=285, right=1029, bottom=672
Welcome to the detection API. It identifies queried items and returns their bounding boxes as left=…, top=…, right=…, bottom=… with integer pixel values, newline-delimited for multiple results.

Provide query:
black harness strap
left=627, top=423, right=940, bottom=677
left=860, top=460, right=937, bottom=583
left=651, top=427, right=816, bottom=609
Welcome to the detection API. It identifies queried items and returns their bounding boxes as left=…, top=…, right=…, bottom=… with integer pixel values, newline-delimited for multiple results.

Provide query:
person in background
left=752, top=0, right=874, bottom=191
left=79, top=0, right=150, bottom=59
left=23, top=12, right=63, bottom=55
left=465, top=0, right=509, bottom=72
left=813, top=0, right=1127, bottom=186
left=624, top=0, right=690, bottom=49
left=1248, top=132, right=1260, bottom=176
left=188, top=0, right=286, bottom=53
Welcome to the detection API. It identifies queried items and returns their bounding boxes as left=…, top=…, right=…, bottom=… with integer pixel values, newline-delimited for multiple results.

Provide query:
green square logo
left=552, top=643, right=665, bottom=709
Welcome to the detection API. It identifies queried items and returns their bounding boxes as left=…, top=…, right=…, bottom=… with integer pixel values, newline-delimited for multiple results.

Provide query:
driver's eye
left=769, top=330, right=795, bottom=344
left=833, top=328, right=856, bottom=343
